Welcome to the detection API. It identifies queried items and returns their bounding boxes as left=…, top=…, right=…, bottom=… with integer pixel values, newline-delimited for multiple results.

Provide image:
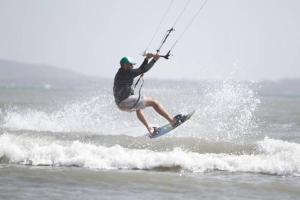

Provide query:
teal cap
left=120, top=57, right=136, bottom=65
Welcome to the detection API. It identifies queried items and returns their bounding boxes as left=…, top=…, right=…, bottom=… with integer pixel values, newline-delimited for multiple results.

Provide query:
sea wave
left=0, top=133, right=299, bottom=176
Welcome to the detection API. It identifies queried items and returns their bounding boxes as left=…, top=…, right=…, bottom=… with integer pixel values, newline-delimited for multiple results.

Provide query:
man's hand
left=145, top=52, right=160, bottom=61
left=146, top=53, right=154, bottom=59
left=153, top=53, right=160, bottom=61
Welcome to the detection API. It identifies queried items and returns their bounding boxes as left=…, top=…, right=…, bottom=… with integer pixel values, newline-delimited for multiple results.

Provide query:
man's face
left=123, top=63, right=133, bottom=70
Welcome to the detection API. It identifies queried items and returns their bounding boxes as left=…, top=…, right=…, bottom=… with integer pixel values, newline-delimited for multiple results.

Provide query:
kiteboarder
left=113, top=53, right=183, bottom=136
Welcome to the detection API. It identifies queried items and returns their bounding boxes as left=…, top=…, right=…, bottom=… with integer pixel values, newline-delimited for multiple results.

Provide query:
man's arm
left=129, top=53, right=159, bottom=78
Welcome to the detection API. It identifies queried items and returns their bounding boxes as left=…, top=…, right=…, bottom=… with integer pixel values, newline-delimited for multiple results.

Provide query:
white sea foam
left=0, top=134, right=299, bottom=176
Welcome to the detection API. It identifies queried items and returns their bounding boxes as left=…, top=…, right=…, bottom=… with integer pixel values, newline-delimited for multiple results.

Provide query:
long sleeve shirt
left=113, top=58, right=156, bottom=104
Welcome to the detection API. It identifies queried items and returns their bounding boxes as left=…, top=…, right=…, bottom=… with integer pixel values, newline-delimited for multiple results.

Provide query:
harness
left=129, top=74, right=144, bottom=110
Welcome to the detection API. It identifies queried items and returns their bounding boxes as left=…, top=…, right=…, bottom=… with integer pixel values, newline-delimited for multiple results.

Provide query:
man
left=113, top=53, right=183, bottom=137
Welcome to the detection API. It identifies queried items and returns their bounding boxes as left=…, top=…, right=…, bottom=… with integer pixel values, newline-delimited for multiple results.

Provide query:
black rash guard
left=113, top=58, right=156, bottom=104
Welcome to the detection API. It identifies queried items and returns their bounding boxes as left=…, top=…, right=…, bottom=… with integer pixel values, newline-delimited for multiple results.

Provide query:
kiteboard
left=147, top=110, right=196, bottom=139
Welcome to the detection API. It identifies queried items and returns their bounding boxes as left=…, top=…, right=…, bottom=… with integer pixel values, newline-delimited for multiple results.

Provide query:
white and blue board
left=147, top=110, right=196, bottom=139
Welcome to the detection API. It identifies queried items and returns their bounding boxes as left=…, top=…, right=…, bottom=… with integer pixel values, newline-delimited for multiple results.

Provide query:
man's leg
left=136, top=109, right=153, bottom=133
left=144, top=97, right=176, bottom=125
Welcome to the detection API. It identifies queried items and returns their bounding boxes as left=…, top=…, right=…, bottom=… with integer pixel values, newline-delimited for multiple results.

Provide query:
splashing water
left=1, top=80, right=260, bottom=141
left=195, top=79, right=261, bottom=141
left=2, top=95, right=121, bottom=133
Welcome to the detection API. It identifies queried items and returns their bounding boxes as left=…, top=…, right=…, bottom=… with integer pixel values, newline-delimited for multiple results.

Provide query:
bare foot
left=148, top=127, right=154, bottom=134
left=171, top=117, right=177, bottom=127
left=148, top=127, right=158, bottom=138
left=171, top=114, right=186, bottom=127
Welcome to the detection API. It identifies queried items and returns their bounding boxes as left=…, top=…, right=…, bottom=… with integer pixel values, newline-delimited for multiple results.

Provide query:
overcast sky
left=0, top=0, right=299, bottom=81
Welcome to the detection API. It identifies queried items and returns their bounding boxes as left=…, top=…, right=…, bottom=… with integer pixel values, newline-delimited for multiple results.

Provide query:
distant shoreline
left=1, top=59, right=299, bottom=96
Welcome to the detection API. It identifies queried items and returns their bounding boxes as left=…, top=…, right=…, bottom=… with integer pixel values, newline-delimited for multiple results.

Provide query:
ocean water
left=0, top=79, right=300, bottom=200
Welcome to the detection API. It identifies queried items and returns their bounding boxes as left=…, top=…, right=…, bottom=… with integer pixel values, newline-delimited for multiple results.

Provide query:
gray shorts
left=118, top=95, right=146, bottom=112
